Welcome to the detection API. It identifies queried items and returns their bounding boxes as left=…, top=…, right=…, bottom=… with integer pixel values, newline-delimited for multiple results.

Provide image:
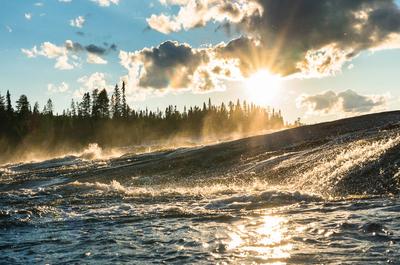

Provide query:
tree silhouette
left=6, top=90, right=12, bottom=113
left=0, top=85, right=290, bottom=164
left=43, top=99, right=54, bottom=116
left=16, top=95, right=30, bottom=116
left=97, top=89, right=109, bottom=119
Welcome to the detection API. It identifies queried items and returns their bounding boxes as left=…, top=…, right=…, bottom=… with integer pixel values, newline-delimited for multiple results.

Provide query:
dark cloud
left=219, top=0, right=400, bottom=76
left=85, top=44, right=107, bottom=54
left=131, top=0, right=400, bottom=91
left=144, top=0, right=400, bottom=84
left=298, top=89, right=388, bottom=114
left=135, top=41, right=209, bottom=89
left=65, top=41, right=117, bottom=55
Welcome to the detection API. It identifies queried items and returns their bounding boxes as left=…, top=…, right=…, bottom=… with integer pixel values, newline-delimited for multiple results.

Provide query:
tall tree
left=15, top=95, right=30, bottom=116
left=112, top=84, right=121, bottom=118
left=33, top=102, right=40, bottom=115
left=91, top=89, right=99, bottom=118
left=81, top=92, right=91, bottom=118
left=6, top=90, right=13, bottom=113
left=0, top=93, right=5, bottom=112
left=97, top=89, right=109, bottom=119
left=70, top=99, right=76, bottom=117
left=43, top=99, right=54, bottom=116
left=121, top=81, right=128, bottom=118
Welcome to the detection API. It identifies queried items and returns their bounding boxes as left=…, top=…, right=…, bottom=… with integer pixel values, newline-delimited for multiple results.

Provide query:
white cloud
left=87, top=53, right=107, bottom=64
left=25, top=13, right=32, bottom=20
left=59, top=0, right=72, bottom=2
left=147, top=0, right=262, bottom=34
left=55, top=55, right=74, bottom=70
left=21, top=41, right=77, bottom=70
left=75, top=72, right=110, bottom=98
left=34, top=2, right=44, bottom=6
left=48, top=82, right=70, bottom=93
left=91, top=0, right=119, bottom=7
left=159, top=0, right=190, bottom=5
left=297, top=89, right=389, bottom=115
left=5, top=26, right=12, bottom=33
left=22, top=40, right=112, bottom=70
left=296, top=44, right=352, bottom=78
left=70, top=16, right=85, bottom=28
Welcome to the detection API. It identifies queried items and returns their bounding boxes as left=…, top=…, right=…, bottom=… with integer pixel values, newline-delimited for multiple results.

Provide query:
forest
left=0, top=82, right=287, bottom=163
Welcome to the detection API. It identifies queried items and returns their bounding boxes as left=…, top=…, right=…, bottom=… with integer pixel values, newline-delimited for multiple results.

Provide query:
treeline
left=0, top=82, right=285, bottom=163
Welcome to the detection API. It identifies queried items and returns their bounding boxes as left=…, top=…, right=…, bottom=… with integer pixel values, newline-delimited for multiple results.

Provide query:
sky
left=1, top=0, right=400, bottom=124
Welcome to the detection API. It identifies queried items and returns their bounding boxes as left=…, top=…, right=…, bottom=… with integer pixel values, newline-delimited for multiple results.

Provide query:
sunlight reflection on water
left=225, top=214, right=293, bottom=263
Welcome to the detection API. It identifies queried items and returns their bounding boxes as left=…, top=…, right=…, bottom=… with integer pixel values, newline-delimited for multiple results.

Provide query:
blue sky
left=1, top=0, right=400, bottom=123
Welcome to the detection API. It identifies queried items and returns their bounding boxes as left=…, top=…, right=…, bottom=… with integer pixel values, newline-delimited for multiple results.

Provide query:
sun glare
left=245, top=70, right=282, bottom=105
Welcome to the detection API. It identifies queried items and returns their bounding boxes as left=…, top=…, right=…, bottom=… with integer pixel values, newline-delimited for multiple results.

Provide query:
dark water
left=1, top=119, right=400, bottom=264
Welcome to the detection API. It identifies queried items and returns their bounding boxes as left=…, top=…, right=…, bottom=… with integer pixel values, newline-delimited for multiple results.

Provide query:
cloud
left=22, top=42, right=75, bottom=70
left=119, top=41, right=239, bottom=93
left=75, top=72, right=110, bottom=98
left=24, top=13, right=32, bottom=20
left=70, top=16, right=85, bottom=28
left=87, top=53, right=107, bottom=64
left=147, top=0, right=262, bottom=34
left=147, top=0, right=400, bottom=79
left=91, top=0, right=119, bottom=7
left=59, top=0, right=72, bottom=2
left=297, top=89, right=389, bottom=115
left=34, top=2, right=44, bottom=7
left=22, top=41, right=115, bottom=69
left=47, top=82, right=70, bottom=93
left=5, top=26, right=12, bottom=33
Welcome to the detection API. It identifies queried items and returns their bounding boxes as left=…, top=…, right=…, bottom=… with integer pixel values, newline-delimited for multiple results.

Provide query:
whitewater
left=1, top=111, right=400, bottom=264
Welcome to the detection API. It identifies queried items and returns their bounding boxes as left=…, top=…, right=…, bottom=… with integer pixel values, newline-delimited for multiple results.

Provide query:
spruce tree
left=112, top=84, right=121, bottom=118
left=16, top=95, right=30, bottom=116
left=97, top=89, right=109, bottom=119
left=122, top=81, right=127, bottom=118
left=0, top=93, right=5, bottom=112
left=43, top=99, right=54, bottom=116
left=33, top=102, right=40, bottom=115
left=6, top=90, right=12, bottom=113
left=81, top=92, right=91, bottom=117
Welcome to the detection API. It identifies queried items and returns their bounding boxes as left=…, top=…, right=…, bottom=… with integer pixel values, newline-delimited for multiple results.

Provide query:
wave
left=3, top=111, right=400, bottom=198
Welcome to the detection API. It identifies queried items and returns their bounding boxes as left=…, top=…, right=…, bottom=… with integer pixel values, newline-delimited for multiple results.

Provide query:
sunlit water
left=1, top=124, right=400, bottom=264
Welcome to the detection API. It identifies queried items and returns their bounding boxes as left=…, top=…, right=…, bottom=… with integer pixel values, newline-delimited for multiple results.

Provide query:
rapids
left=1, top=111, right=400, bottom=264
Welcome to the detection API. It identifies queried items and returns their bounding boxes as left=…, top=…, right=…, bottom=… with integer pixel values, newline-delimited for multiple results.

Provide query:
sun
left=245, top=70, right=282, bottom=105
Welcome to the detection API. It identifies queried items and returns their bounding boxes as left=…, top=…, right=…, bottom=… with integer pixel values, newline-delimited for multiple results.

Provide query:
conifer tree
left=121, top=81, right=128, bottom=118
left=81, top=92, right=91, bottom=117
left=33, top=102, right=40, bottom=115
left=70, top=99, right=76, bottom=117
left=16, top=95, right=30, bottom=116
left=97, top=89, right=109, bottom=119
left=0, top=93, right=5, bottom=112
left=6, top=90, right=12, bottom=113
left=43, top=99, right=54, bottom=116
left=112, top=84, right=121, bottom=118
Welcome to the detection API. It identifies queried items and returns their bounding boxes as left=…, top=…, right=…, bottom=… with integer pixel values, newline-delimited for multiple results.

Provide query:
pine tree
left=81, top=92, right=91, bottom=117
left=112, top=84, right=121, bottom=118
left=0, top=93, right=5, bottom=112
left=33, top=102, right=40, bottom=115
left=6, top=90, right=12, bottom=113
left=16, top=95, right=30, bottom=116
left=43, top=99, right=54, bottom=116
left=121, top=81, right=127, bottom=118
left=91, top=89, right=99, bottom=118
left=70, top=99, right=76, bottom=117
left=97, top=89, right=109, bottom=119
